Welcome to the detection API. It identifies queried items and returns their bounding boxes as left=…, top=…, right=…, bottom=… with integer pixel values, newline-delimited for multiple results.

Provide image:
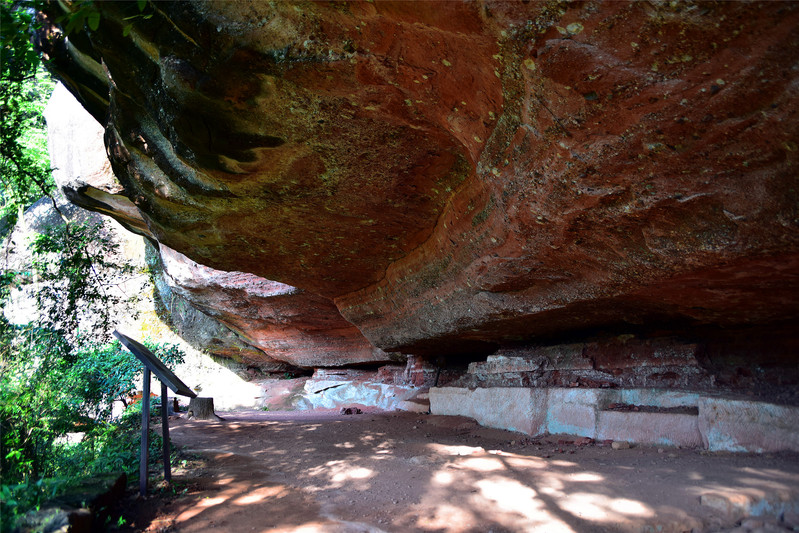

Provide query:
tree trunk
left=187, top=397, right=221, bottom=420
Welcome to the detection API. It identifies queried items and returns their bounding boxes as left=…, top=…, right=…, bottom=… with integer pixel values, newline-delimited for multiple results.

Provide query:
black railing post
left=161, top=381, right=171, bottom=482
left=140, top=367, right=151, bottom=496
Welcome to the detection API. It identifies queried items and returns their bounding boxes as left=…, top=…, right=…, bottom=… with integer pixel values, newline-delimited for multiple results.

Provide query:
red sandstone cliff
left=40, top=1, right=799, bottom=374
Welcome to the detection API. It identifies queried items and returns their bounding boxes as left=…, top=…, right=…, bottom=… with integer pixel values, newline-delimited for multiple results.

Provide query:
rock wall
left=32, top=83, right=289, bottom=408
left=155, top=243, right=391, bottom=368
left=47, top=82, right=388, bottom=373
left=38, top=2, right=799, bottom=384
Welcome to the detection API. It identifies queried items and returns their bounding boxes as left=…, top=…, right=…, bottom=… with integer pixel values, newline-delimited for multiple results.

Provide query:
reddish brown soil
left=113, top=410, right=799, bottom=533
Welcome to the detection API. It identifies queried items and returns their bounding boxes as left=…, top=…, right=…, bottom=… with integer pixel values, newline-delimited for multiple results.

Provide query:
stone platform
left=430, top=387, right=799, bottom=453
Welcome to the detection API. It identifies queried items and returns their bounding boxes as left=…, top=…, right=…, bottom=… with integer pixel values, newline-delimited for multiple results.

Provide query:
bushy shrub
left=0, top=3, right=188, bottom=530
left=0, top=335, right=185, bottom=532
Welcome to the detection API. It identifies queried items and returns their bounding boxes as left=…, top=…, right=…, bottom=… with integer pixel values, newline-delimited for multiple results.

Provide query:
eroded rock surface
left=157, top=243, right=390, bottom=368
left=46, top=81, right=378, bottom=370
left=41, top=1, right=799, bottom=369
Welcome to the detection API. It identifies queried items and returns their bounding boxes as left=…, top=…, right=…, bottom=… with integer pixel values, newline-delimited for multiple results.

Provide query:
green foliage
left=0, top=477, right=66, bottom=526
left=57, top=1, right=101, bottom=35
left=49, top=0, right=152, bottom=39
left=1, top=1, right=43, bottom=83
left=1, top=0, right=56, bottom=228
left=69, top=340, right=185, bottom=419
left=0, top=329, right=186, bottom=477
left=30, top=221, right=140, bottom=346
left=0, top=184, right=182, bottom=533
left=1, top=4, right=188, bottom=530
left=0, top=335, right=186, bottom=531
left=52, top=397, right=177, bottom=480
left=122, top=0, right=153, bottom=37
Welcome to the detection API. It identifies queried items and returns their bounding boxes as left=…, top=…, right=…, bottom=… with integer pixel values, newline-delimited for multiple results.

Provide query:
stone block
left=618, top=389, right=700, bottom=409
left=430, top=387, right=547, bottom=435
left=397, top=400, right=430, bottom=414
left=433, top=387, right=799, bottom=453
left=546, top=388, right=604, bottom=437
left=546, top=401, right=597, bottom=437
left=537, top=343, right=590, bottom=370
left=548, top=387, right=602, bottom=405
left=699, top=397, right=799, bottom=452
left=429, top=387, right=474, bottom=418
left=648, top=340, right=700, bottom=367
left=298, top=379, right=418, bottom=411
left=467, top=355, right=544, bottom=374
left=597, top=411, right=702, bottom=447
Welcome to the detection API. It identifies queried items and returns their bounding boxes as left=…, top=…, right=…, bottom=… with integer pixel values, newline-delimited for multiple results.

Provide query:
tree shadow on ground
left=120, top=410, right=799, bottom=532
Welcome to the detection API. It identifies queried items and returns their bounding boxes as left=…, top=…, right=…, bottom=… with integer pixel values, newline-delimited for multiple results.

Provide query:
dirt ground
left=113, top=409, right=799, bottom=533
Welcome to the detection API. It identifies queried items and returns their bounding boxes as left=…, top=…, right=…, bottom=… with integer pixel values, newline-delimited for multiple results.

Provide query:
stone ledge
left=429, top=387, right=799, bottom=453
left=597, top=411, right=703, bottom=448
left=431, top=387, right=547, bottom=435
left=699, top=397, right=799, bottom=453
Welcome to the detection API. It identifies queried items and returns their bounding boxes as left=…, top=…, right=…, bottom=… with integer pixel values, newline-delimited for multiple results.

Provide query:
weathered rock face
left=44, top=85, right=150, bottom=237
left=42, top=2, right=799, bottom=369
left=146, top=243, right=287, bottom=369
left=47, top=82, right=385, bottom=370
left=156, top=243, right=390, bottom=368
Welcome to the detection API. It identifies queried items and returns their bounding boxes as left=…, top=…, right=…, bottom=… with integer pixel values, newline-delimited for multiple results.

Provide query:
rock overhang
left=38, top=0, right=799, bottom=370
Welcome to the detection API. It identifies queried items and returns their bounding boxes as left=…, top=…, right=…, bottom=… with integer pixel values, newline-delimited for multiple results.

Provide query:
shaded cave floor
left=115, top=410, right=799, bottom=533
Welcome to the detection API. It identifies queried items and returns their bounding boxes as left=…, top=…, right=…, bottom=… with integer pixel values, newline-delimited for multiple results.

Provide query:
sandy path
left=121, top=410, right=799, bottom=533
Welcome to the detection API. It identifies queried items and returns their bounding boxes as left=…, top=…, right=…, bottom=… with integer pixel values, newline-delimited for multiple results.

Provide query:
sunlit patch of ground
left=116, top=410, right=799, bottom=533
